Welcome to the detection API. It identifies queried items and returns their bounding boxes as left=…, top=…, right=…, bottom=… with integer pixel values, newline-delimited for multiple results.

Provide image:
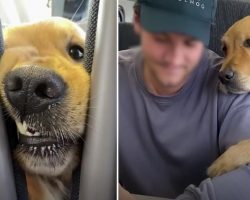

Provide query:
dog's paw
left=207, top=153, right=236, bottom=177
left=207, top=140, right=250, bottom=177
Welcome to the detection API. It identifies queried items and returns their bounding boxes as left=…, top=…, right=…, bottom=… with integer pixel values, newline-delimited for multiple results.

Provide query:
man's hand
left=208, top=139, right=250, bottom=177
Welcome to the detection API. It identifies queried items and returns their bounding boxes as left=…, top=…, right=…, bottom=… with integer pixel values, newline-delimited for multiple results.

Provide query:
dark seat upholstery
left=119, top=0, right=250, bottom=56
left=119, top=22, right=139, bottom=51
left=210, top=0, right=250, bottom=55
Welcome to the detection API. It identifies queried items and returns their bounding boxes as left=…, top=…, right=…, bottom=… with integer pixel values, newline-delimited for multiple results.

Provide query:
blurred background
left=0, top=0, right=90, bottom=30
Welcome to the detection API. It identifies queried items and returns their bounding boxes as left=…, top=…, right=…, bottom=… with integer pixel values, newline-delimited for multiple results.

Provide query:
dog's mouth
left=13, top=118, right=81, bottom=176
left=16, top=121, right=76, bottom=157
left=219, top=81, right=249, bottom=94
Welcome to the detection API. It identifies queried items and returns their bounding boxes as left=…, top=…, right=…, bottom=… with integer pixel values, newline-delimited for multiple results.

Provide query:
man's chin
left=156, top=71, right=188, bottom=86
left=158, top=77, right=186, bottom=89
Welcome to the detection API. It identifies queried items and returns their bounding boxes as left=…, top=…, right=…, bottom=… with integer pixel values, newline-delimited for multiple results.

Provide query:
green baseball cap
left=138, top=0, right=217, bottom=45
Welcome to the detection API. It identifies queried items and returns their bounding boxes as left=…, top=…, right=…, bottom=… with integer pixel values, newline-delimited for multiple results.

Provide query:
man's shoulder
left=197, top=49, right=223, bottom=88
left=119, top=47, right=141, bottom=69
left=203, top=49, right=223, bottom=71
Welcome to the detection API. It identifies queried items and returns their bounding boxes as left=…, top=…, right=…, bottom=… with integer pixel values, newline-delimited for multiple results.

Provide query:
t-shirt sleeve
left=206, top=48, right=250, bottom=153
left=175, top=165, right=250, bottom=200
left=172, top=93, right=250, bottom=200
left=218, top=92, right=250, bottom=153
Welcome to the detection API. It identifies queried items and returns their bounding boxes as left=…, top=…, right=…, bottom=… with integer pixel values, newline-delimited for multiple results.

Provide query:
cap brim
left=140, top=4, right=211, bottom=46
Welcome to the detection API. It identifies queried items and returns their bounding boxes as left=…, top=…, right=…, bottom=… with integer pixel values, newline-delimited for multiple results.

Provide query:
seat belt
left=84, top=0, right=100, bottom=73
left=70, top=0, right=101, bottom=199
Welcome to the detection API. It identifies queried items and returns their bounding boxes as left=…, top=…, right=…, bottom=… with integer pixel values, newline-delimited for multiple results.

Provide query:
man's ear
left=133, top=14, right=141, bottom=35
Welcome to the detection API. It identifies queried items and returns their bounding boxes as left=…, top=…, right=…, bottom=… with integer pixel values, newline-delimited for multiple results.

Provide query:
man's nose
left=4, top=66, right=66, bottom=115
left=164, top=47, right=184, bottom=66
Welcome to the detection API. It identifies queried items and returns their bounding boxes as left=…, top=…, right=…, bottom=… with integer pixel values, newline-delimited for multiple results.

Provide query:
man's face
left=135, top=20, right=205, bottom=89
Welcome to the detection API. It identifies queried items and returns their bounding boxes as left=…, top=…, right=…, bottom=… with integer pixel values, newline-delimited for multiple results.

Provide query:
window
left=0, top=0, right=90, bottom=30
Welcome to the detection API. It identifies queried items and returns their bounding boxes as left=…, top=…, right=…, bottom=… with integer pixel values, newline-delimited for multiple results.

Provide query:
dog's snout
left=4, top=67, right=66, bottom=115
left=219, top=68, right=235, bottom=84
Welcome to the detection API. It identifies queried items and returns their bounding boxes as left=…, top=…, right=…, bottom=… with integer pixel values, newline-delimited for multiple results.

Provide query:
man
left=119, top=0, right=250, bottom=199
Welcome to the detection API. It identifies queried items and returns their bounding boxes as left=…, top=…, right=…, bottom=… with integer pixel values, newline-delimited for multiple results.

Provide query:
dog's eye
left=68, top=45, right=84, bottom=60
left=222, top=45, right=227, bottom=56
left=244, top=39, right=250, bottom=48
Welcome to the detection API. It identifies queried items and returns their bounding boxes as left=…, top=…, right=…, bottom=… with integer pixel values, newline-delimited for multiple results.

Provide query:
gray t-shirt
left=119, top=48, right=250, bottom=200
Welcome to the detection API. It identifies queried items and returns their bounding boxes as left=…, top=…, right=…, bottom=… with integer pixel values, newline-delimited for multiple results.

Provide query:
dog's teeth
left=41, top=146, right=46, bottom=156
left=26, top=131, right=34, bottom=136
left=23, top=121, right=27, bottom=129
left=33, top=132, right=40, bottom=136
left=52, top=148, right=59, bottom=157
left=16, top=121, right=41, bottom=137
left=16, top=121, right=27, bottom=135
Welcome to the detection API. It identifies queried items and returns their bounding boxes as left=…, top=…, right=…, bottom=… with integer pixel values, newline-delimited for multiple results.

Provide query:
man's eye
left=154, top=36, right=166, bottom=43
left=184, top=40, right=197, bottom=48
left=68, top=45, right=84, bottom=60
left=243, top=39, right=250, bottom=48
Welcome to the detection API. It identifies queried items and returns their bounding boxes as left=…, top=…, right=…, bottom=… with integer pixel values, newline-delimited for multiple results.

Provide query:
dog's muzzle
left=219, top=68, right=248, bottom=94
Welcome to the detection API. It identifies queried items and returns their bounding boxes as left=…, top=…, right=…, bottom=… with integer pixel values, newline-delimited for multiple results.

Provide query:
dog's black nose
left=219, top=69, right=235, bottom=84
left=4, top=66, right=66, bottom=115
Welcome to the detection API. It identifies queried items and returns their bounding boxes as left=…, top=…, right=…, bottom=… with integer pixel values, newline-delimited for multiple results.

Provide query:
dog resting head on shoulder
left=0, top=17, right=90, bottom=200
left=219, top=16, right=250, bottom=94
left=208, top=16, right=250, bottom=177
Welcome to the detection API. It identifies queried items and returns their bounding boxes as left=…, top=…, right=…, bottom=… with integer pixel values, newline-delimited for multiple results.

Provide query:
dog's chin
left=15, top=145, right=79, bottom=176
left=218, top=82, right=249, bottom=94
left=14, top=120, right=81, bottom=176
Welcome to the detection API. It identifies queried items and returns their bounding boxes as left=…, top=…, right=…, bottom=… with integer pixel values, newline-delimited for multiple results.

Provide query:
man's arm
left=176, top=93, right=250, bottom=200
left=120, top=168, right=250, bottom=200
left=176, top=165, right=250, bottom=200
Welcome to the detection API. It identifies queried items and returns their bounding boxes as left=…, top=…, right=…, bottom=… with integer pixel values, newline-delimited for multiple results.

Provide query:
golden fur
left=208, top=16, right=250, bottom=177
left=0, top=17, right=90, bottom=199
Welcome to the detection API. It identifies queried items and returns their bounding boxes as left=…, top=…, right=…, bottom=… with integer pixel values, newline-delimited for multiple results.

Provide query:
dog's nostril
left=35, top=81, right=65, bottom=99
left=224, top=70, right=234, bottom=80
left=35, top=84, right=50, bottom=98
left=6, top=76, right=22, bottom=91
left=219, top=69, right=235, bottom=83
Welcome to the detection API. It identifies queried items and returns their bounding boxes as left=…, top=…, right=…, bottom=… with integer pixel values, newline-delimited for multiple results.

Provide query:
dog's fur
left=0, top=18, right=90, bottom=200
left=208, top=16, right=250, bottom=177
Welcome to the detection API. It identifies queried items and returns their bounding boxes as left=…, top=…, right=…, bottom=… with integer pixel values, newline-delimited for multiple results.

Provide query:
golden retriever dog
left=207, top=16, right=250, bottom=177
left=0, top=17, right=90, bottom=200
